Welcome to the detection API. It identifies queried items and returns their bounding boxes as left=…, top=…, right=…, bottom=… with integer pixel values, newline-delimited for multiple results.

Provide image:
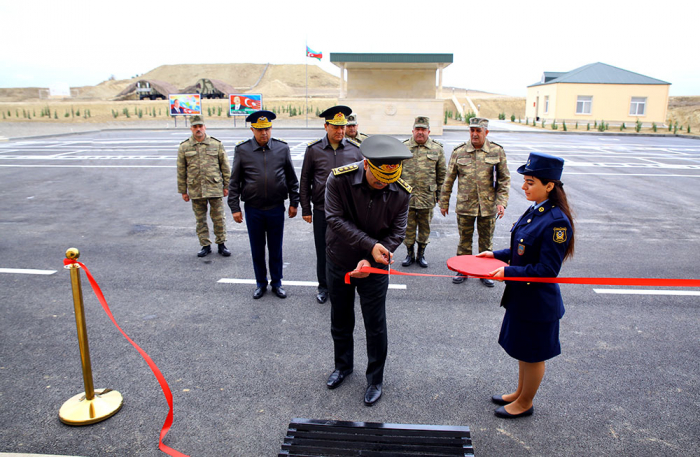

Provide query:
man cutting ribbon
left=323, top=135, right=412, bottom=406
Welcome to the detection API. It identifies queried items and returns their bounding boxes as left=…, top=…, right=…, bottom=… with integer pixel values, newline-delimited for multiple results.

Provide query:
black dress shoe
left=481, top=278, right=495, bottom=288
left=494, top=405, right=534, bottom=419
left=326, top=369, right=352, bottom=389
left=316, top=289, right=328, bottom=304
left=452, top=272, right=467, bottom=284
left=217, top=243, right=231, bottom=256
left=364, top=384, right=383, bottom=406
left=253, top=286, right=267, bottom=299
left=491, top=395, right=510, bottom=405
left=271, top=286, right=287, bottom=299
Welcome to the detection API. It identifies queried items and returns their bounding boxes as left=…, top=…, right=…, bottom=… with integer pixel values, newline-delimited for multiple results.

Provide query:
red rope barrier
left=64, top=259, right=189, bottom=457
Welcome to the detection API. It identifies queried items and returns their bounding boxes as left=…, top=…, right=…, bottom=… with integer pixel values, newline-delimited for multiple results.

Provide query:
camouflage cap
left=469, top=117, right=489, bottom=130
left=190, top=115, right=205, bottom=126
left=413, top=116, right=430, bottom=129
left=347, top=114, right=358, bottom=126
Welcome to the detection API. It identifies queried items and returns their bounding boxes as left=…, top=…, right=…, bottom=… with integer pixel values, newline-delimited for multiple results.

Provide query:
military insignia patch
left=553, top=227, right=567, bottom=243
left=539, top=207, right=544, bottom=212
left=517, top=244, right=526, bottom=255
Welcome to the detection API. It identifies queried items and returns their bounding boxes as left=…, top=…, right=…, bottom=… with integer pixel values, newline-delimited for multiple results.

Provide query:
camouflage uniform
left=177, top=134, right=230, bottom=246
left=400, top=136, right=446, bottom=247
left=346, top=132, right=369, bottom=143
left=439, top=138, right=510, bottom=255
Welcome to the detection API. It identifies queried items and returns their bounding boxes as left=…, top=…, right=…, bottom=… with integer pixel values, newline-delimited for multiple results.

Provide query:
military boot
left=416, top=244, right=428, bottom=268
left=401, top=245, right=415, bottom=267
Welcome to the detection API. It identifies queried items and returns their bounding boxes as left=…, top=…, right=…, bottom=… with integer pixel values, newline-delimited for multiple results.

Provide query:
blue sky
left=1, top=0, right=698, bottom=96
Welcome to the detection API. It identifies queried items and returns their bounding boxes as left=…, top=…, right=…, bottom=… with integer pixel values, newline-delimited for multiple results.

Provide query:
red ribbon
left=344, top=265, right=700, bottom=288
left=64, top=259, right=188, bottom=457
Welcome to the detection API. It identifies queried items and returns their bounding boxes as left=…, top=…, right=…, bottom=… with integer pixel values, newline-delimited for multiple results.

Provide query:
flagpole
left=305, top=39, right=308, bottom=128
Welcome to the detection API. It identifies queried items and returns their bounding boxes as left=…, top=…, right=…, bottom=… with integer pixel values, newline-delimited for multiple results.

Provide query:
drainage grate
left=279, top=418, right=474, bottom=456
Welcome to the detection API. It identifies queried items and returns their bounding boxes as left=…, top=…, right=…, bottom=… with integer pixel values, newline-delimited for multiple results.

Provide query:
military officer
left=400, top=116, right=446, bottom=268
left=300, top=105, right=363, bottom=304
left=440, top=117, right=510, bottom=287
left=228, top=110, right=300, bottom=299
left=478, top=152, right=575, bottom=419
left=324, top=135, right=412, bottom=407
left=176, top=115, right=231, bottom=257
left=345, top=114, right=369, bottom=143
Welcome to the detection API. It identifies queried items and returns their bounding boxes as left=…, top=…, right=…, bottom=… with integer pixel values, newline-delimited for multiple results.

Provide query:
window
left=630, top=97, right=647, bottom=116
left=576, top=96, right=592, bottom=114
left=544, top=96, right=549, bottom=113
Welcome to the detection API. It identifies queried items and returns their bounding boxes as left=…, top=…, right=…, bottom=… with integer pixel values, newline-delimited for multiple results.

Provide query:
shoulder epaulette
left=346, top=138, right=360, bottom=147
left=489, top=141, right=503, bottom=149
left=307, top=138, right=322, bottom=147
left=235, top=138, right=250, bottom=146
left=396, top=178, right=412, bottom=193
left=453, top=142, right=468, bottom=151
left=209, top=136, right=221, bottom=143
left=332, top=164, right=359, bottom=176
left=179, top=138, right=189, bottom=145
left=272, top=137, right=287, bottom=144
left=431, top=139, right=443, bottom=147
left=402, top=138, right=410, bottom=143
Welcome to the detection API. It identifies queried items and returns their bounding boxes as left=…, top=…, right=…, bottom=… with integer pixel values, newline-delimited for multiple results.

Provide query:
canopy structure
left=115, top=80, right=179, bottom=100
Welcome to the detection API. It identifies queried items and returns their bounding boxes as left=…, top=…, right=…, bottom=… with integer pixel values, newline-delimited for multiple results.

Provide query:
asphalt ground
left=1, top=128, right=699, bottom=456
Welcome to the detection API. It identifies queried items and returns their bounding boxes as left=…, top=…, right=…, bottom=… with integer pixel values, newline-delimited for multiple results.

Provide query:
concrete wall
left=347, top=69, right=436, bottom=99
left=526, top=83, right=670, bottom=125
left=347, top=99, right=444, bottom=135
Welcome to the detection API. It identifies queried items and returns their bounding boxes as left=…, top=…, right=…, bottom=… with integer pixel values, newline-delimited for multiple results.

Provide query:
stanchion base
left=59, top=388, right=123, bottom=425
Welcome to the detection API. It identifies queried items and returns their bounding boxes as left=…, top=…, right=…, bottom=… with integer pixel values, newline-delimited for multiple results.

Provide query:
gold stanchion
left=59, top=248, right=123, bottom=425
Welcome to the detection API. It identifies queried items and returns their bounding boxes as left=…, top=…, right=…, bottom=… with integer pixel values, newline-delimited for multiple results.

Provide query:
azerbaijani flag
left=306, top=46, right=322, bottom=60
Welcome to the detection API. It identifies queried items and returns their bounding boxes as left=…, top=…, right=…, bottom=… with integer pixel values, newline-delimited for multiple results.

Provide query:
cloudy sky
left=2, top=0, right=698, bottom=96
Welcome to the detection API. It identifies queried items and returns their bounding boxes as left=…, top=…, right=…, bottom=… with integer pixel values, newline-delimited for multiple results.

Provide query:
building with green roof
left=330, top=53, right=453, bottom=134
left=525, top=62, right=670, bottom=126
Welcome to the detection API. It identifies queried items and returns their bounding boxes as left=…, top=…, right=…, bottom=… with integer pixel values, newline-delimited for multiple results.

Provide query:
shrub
left=64, top=111, right=69, bottom=117
left=112, top=109, right=118, bottom=118
left=598, top=121, right=605, bottom=132
left=652, top=122, right=657, bottom=132
left=673, top=122, right=678, bottom=134
left=138, top=109, right=143, bottom=118
left=551, top=120, right=558, bottom=130
left=541, top=120, right=545, bottom=128
left=444, top=111, right=448, bottom=124
left=218, top=106, right=222, bottom=116
left=668, top=121, right=673, bottom=131
left=75, top=109, right=80, bottom=117
left=587, top=123, right=590, bottom=131
left=532, top=118, right=536, bottom=126
left=620, top=123, right=625, bottom=131
left=575, top=121, right=578, bottom=129
left=54, top=111, right=58, bottom=119
left=635, top=118, right=642, bottom=133
left=688, top=125, right=691, bottom=133
left=563, top=121, right=567, bottom=131
left=511, top=114, right=515, bottom=122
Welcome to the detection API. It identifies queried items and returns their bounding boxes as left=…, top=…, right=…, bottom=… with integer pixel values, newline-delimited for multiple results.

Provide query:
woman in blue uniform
left=478, top=152, right=575, bottom=419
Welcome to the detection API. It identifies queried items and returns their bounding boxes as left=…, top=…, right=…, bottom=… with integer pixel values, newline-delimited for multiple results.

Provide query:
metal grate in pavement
left=279, top=418, right=474, bottom=456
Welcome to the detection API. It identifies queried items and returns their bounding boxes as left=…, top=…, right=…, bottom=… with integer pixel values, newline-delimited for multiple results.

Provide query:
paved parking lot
left=1, top=128, right=699, bottom=456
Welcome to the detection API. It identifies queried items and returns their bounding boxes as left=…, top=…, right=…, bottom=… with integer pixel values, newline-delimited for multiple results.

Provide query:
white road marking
left=594, top=289, right=700, bottom=296
left=218, top=278, right=407, bottom=290
left=0, top=268, right=57, bottom=275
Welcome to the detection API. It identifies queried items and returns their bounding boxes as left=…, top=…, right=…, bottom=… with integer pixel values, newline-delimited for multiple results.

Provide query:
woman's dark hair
left=540, top=178, right=575, bottom=261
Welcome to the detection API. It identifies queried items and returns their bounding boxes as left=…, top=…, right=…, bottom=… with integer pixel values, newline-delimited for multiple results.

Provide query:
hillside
left=0, top=63, right=340, bottom=102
